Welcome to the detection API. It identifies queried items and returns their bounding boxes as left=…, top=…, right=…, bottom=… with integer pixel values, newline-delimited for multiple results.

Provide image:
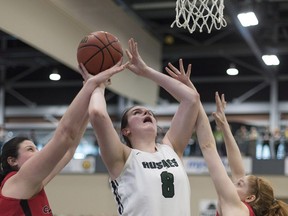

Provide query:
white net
left=171, top=0, right=227, bottom=34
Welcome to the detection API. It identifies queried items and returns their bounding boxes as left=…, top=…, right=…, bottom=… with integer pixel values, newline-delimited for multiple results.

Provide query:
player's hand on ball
left=80, top=59, right=128, bottom=87
left=79, top=63, right=93, bottom=84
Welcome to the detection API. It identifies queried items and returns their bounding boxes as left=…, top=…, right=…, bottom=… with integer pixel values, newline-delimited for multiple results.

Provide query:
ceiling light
left=164, top=35, right=175, bottom=45
left=49, top=69, right=61, bottom=81
left=262, top=55, right=280, bottom=66
left=237, top=12, right=258, bottom=27
left=226, top=64, right=239, bottom=76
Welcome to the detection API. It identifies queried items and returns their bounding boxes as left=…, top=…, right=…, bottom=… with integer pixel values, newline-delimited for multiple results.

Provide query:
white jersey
left=110, top=144, right=191, bottom=216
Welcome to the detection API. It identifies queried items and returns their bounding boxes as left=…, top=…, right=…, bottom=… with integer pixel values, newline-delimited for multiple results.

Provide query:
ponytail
left=266, top=199, right=288, bottom=216
left=247, top=175, right=288, bottom=216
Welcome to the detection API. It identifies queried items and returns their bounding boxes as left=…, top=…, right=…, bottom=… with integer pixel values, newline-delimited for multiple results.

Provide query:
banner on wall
left=199, top=199, right=217, bottom=216
left=183, top=156, right=252, bottom=174
left=61, top=157, right=96, bottom=174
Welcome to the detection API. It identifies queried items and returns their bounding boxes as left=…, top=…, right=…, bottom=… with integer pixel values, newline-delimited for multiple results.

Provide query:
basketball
left=77, top=31, right=123, bottom=75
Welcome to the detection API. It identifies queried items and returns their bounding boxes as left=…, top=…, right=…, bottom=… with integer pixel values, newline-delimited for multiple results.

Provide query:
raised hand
left=165, top=59, right=196, bottom=91
left=125, top=38, right=148, bottom=76
left=212, top=92, right=228, bottom=128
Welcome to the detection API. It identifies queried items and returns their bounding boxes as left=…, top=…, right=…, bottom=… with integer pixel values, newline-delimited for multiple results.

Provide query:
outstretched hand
left=125, top=38, right=147, bottom=76
left=165, top=59, right=196, bottom=91
left=78, top=59, right=128, bottom=87
left=212, top=92, right=227, bottom=128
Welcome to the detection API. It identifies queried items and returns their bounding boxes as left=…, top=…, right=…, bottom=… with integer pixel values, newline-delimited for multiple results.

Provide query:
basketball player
left=166, top=65, right=288, bottom=216
left=0, top=61, right=127, bottom=215
left=88, top=38, right=200, bottom=215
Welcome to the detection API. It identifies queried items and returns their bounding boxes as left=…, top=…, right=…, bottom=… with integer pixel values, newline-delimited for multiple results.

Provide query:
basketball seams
left=97, top=33, right=121, bottom=63
left=77, top=31, right=123, bottom=75
left=78, top=41, right=122, bottom=53
left=92, top=33, right=117, bottom=71
left=104, top=33, right=117, bottom=66
left=86, top=49, right=104, bottom=72
left=104, top=33, right=123, bottom=55
left=109, top=41, right=123, bottom=55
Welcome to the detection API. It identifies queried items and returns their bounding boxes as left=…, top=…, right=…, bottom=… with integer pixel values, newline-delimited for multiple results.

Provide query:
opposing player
left=166, top=63, right=288, bottom=216
left=0, top=61, right=127, bottom=215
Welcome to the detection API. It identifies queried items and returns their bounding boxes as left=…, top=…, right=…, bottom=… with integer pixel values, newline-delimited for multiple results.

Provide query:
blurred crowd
left=184, top=124, right=288, bottom=159
left=2, top=125, right=288, bottom=160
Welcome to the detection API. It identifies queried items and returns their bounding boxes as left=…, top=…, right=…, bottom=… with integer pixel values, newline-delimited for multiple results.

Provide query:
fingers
left=128, top=38, right=133, bottom=51
left=110, top=61, right=128, bottom=75
left=216, top=92, right=225, bottom=114
left=221, top=93, right=225, bottom=102
left=79, top=63, right=88, bottom=73
left=127, top=39, right=133, bottom=60
left=165, top=67, right=178, bottom=78
left=179, top=59, right=191, bottom=76
left=95, top=61, right=127, bottom=85
left=128, top=38, right=137, bottom=55
left=179, top=59, right=184, bottom=73
left=215, top=92, right=221, bottom=109
left=186, top=64, right=192, bottom=77
left=126, top=38, right=140, bottom=64
left=134, top=41, right=139, bottom=55
left=167, top=62, right=181, bottom=75
left=116, top=57, right=123, bottom=65
left=78, top=63, right=84, bottom=74
left=171, top=59, right=191, bottom=77
left=212, top=112, right=217, bottom=119
left=78, top=63, right=91, bottom=81
left=221, top=94, right=226, bottom=108
left=212, top=112, right=220, bottom=122
left=215, top=92, right=227, bottom=113
left=122, top=61, right=130, bottom=68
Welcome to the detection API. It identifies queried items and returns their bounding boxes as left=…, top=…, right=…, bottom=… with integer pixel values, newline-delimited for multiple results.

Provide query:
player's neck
left=132, top=139, right=157, bottom=153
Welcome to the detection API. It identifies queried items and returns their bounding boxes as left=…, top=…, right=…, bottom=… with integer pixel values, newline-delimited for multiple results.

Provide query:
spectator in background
left=235, top=125, right=249, bottom=156
left=0, top=126, right=9, bottom=150
left=261, top=126, right=272, bottom=159
left=190, top=132, right=199, bottom=156
left=0, top=126, right=5, bottom=149
left=248, top=126, right=259, bottom=158
left=213, top=125, right=225, bottom=156
left=272, top=128, right=283, bottom=159
left=0, top=126, right=7, bottom=138
left=284, top=126, right=288, bottom=157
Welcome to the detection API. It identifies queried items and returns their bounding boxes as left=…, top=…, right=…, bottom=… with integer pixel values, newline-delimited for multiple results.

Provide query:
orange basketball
left=77, top=31, right=123, bottom=75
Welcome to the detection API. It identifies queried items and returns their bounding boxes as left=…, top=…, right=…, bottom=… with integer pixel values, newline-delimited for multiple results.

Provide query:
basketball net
left=171, top=0, right=227, bottom=34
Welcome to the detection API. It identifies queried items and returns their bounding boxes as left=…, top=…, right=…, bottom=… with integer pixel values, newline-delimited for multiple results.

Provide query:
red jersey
left=216, top=202, right=255, bottom=216
left=0, top=171, right=53, bottom=216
